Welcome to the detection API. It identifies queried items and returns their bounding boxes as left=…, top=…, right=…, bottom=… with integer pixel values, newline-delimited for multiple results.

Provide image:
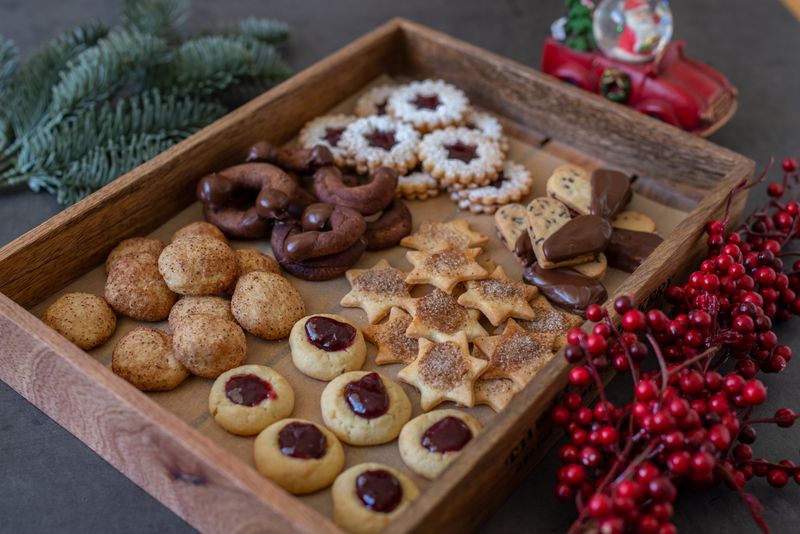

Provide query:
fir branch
left=220, top=17, right=289, bottom=44
left=17, top=88, right=224, bottom=175
left=4, top=22, right=109, bottom=137
left=231, top=36, right=292, bottom=83
left=0, top=35, right=19, bottom=93
left=122, top=0, right=189, bottom=43
left=49, top=29, right=170, bottom=118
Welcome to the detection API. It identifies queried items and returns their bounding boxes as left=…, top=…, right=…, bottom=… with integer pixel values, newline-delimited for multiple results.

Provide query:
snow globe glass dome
left=593, top=0, right=673, bottom=63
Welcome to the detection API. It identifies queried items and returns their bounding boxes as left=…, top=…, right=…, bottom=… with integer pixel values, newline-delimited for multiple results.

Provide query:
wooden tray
left=0, top=18, right=753, bottom=534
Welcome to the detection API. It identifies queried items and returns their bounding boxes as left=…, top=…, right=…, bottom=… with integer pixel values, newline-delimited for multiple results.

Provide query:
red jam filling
left=375, top=100, right=388, bottom=115
left=323, top=127, right=345, bottom=147
left=444, top=141, right=478, bottom=163
left=305, top=316, right=356, bottom=352
left=224, top=374, right=276, bottom=406
left=411, top=93, right=441, bottom=110
left=278, top=422, right=327, bottom=459
left=420, top=416, right=473, bottom=453
left=355, top=469, right=403, bottom=513
left=365, top=129, right=397, bottom=150
left=344, top=372, right=389, bottom=419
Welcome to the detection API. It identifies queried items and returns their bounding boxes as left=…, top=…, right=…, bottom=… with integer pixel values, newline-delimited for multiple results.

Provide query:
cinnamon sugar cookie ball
left=231, top=272, right=305, bottom=340
left=112, top=328, right=189, bottom=391
left=158, top=235, right=237, bottom=295
left=105, top=237, right=165, bottom=273
left=42, top=292, right=116, bottom=350
left=104, top=253, right=177, bottom=321
left=235, top=249, right=280, bottom=276
left=168, top=296, right=234, bottom=332
left=172, top=315, right=247, bottom=378
left=171, top=221, right=227, bottom=244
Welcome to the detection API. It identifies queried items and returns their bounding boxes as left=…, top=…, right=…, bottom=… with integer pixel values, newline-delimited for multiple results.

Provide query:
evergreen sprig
left=0, top=0, right=291, bottom=204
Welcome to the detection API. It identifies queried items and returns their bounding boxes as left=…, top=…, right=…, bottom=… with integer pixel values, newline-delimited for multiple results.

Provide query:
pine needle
left=0, top=35, right=19, bottom=93
left=221, top=17, right=290, bottom=44
left=122, top=0, right=189, bottom=43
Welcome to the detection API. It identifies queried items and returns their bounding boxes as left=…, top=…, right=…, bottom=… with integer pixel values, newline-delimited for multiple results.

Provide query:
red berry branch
left=550, top=157, right=800, bottom=534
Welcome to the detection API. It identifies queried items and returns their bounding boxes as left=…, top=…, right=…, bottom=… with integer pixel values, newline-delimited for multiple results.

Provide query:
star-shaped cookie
left=405, top=289, right=488, bottom=343
left=405, top=247, right=488, bottom=293
left=473, top=319, right=556, bottom=388
left=475, top=378, right=520, bottom=412
left=516, top=295, right=583, bottom=349
left=363, top=307, right=419, bottom=365
left=341, top=259, right=413, bottom=323
left=400, top=219, right=488, bottom=252
left=398, top=333, right=487, bottom=411
left=457, top=266, right=538, bottom=326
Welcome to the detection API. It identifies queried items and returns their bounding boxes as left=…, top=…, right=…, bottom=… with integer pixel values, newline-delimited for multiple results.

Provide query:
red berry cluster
left=550, top=158, right=800, bottom=534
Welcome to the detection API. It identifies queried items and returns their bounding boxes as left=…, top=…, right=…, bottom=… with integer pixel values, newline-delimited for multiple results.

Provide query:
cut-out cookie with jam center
left=418, top=127, right=504, bottom=189
left=355, top=84, right=399, bottom=117
left=340, top=115, right=419, bottom=175
left=387, top=79, right=468, bottom=132
left=298, top=114, right=357, bottom=168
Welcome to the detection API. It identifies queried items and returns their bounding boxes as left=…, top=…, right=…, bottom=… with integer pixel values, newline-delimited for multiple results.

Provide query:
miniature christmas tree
left=564, top=0, right=597, bottom=52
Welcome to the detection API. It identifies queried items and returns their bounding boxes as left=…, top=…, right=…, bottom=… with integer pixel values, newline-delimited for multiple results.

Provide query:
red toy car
left=541, top=36, right=737, bottom=136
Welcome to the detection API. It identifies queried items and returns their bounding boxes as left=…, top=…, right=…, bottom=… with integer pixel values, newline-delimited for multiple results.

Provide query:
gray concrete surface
left=1, top=1, right=799, bottom=532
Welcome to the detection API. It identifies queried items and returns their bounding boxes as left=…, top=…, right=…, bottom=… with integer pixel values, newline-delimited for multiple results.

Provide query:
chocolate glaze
left=590, top=169, right=632, bottom=219
left=541, top=215, right=613, bottom=263
left=606, top=228, right=663, bottom=273
left=421, top=416, right=473, bottom=453
left=285, top=231, right=319, bottom=260
left=513, top=233, right=536, bottom=266
left=196, top=174, right=232, bottom=207
left=523, top=264, right=607, bottom=314
left=301, top=202, right=334, bottom=231
left=366, top=129, right=397, bottom=150
left=224, top=374, right=276, bottom=406
left=356, top=470, right=403, bottom=513
left=412, top=93, right=441, bottom=110
left=255, top=188, right=290, bottom=219
left=344, top=372, right=389, bottom=419
left=305, top=316, right=356, bottom=352
left=444, top=142, right=478, bottom=163
left=278, top=422, right=327, bottom=459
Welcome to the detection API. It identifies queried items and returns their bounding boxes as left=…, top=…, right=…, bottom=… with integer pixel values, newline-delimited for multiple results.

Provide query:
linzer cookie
left=340, top=259, right=413, bottom=324
left=611, top=210, right=657, bottom=233
left=517, top=294, right=583, bottom=349
left=396, top=171, right=439, bottom=201
left=473, top=319, right=556, bottom=387
left=451, top=160, right=533, bottom=211
left=457, top=266, right=538, bottom=326
left=400, top=219, right=488, bottom=253
left=546, top=164, right=591, bottom=214
left=606, top=228, right=664, bottom=273
left=405, top=288, right=488, bottom=343
left=354, top=84, right=398, bottom=117
left=363, top=307, right=419, bottom=365
left=398, top=333, right=488, bottom=411
left=387, top=79, right=468, bottom=132
left=298, top=114, right=357, bottom=168
left=339, top=115, right=420, bottom=175
left=589, top=168, right=632, bottom=219
left=523, top=264, right=608, bottom=315
left=463, top=108, right=508, bottom=152
left=526, top=197, right=599, bottom=269
left=418, top=127, right=504, bottom=188
left=405, top=246, right=488, bottom=293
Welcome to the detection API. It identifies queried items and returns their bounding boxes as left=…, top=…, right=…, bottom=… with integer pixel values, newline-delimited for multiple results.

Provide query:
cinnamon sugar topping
left=418, top=342, right=469, bottom=390
left=424, top=248, right=467, bottom=275
left=494, top=333, right=549, bottom=372
left=416, top=290, right=465, bottom=333
left=377, top=315, right=418, bottom=362
left=475, top=278, right=524, bottom=300
left=354, top=268, right=409, bottom=296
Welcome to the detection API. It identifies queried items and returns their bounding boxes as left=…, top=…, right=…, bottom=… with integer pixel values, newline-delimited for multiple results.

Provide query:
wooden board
left=0, top=18, right=753, bottom=534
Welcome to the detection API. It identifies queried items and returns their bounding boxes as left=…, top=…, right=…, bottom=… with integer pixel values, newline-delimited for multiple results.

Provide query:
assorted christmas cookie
left=474, top=376, right=520, bottom=413
left=231, top=271, right=305, bottom=340
left=606, top=227, right=664, bottom=273
left=111, top=328, right=189, bottom=391
left=340, top=259, right=413, bottom=324
left=321, top=371, right=411, bottom=446
left=418, top=127, right=504, bottom=188
left=289, top=314, right=367, bottom=381
left=517, top=294, right=584, bottom=349
left=494, top=203, right=529, bottom=253
left=462, top=108, right=507, bottom=151
left=387, top=79, right=468, bottom=132
left=332, top=463, right=420, bottom=534
left=298, top=114, right=357, bottom=167
left=42, top=292, right=116, bottom=350
left=339, top=115, right=420, bottom=175
left=400, top=218, right=488, bottom=253
left=362, top=307, right=419, bottom=366
left=546, top=165, right=633, bottom=219
left=611, top=210, right=657, bottom=233
left=451, top=160, right=533, bottom=212
left=254, top=418, right=345, bottom=494
left=105, top=237, right=165, bottom=273
left=398, top=409, right=481, bottom=479
left=158, top=235, right=237, bottom=295
left=233, top=248, right=281, bottom=279
left=457, top=266, right=538, bottom=326
left=172, top=314, right=247, bottom=378
left=171, top=221, right=227, bottom=244
left=473, top=319, right=557, bottom=388
left=209, top=364, right=295, bottom=436
left=354, top=84, right=398, bottom=117
left=546, top=164, right=592, bottom=214
left=405, top=289, right=488, bottom=343
left=396, top=170, right=439, bottom=201
left=398, top=333, right=488, bottom=411
left=405, top=246, right=488, bottom=293
left=167, top=295, right=233, bottom=332
left=104, top=253, right=177, bottom=321
left=523, top=264, right=609, bottom=315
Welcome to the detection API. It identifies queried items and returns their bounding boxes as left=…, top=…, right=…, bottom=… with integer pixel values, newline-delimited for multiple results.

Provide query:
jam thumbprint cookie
left=254, top=418, right=345, bottom=494
left=321, top=371, right=411, bottom=446
left=209, top=364, right=295, bottom=436
left=289, top=314, right=367, bottom=381
left=332, top=463, right=419, bottom=534
left=398, top=409, right=481, bottom=479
